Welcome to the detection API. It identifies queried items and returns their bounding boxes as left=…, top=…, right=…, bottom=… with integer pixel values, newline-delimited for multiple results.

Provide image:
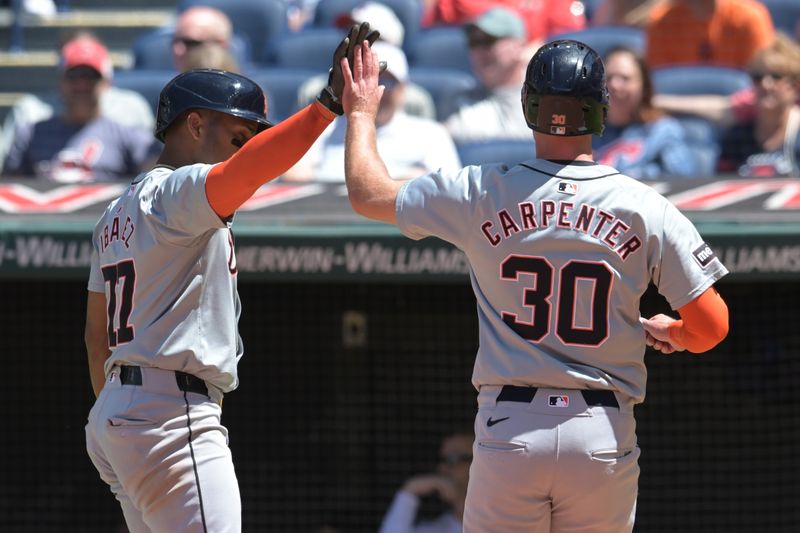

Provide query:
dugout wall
left=1, top=278, right=798, bottom=532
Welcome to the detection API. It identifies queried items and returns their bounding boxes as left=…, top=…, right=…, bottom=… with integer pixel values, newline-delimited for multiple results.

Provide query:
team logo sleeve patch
left=692, top=242, right=717, bottom=268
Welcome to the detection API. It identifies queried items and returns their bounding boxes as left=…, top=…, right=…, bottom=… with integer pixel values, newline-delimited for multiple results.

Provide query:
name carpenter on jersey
left=98, top=215, right=135, bottom=252
left=480, top=200, right=642, bottom=260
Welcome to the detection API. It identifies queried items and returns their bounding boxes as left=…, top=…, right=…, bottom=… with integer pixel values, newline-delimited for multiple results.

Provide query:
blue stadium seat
left=263, top=27, right=345, bottom=70
left=405, top=26, right=472, bottom=74
left=675, top=116, right=721, bottom=177
left=132, top=26, right=252, bottom=71
left=652, top=65, right=752, bottom=96
left=407, top=67, right=478, bottom=121
left=581, top=0, right=604, bottom=23
left=760, top=0, right=800, bottom=37
left=112, top=69, right=177, bottom=113
left=548, top=26, right=645, bottom=59
left=178, top=0, right=288, bottom=65
left=248, top=67, right=319, bottom=122
left=313, top=0, right=422, bottom=41
left=456, top=139, right=536, bottom=167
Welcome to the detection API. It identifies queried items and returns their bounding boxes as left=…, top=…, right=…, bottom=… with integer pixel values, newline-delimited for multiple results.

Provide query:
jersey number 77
left=101, top=259, right=136, bottom=347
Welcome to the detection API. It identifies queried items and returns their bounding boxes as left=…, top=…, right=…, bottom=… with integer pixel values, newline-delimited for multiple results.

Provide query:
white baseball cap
left=371, top=41, right=408, bottom=83
left=340, top=2, right=405, bottom=47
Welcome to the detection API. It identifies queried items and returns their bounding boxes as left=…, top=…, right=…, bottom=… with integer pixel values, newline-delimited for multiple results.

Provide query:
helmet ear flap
left=521, top=85, right=540, bottom=130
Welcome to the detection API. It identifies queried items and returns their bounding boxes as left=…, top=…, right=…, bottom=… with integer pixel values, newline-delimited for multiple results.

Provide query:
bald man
left=173, top=6, right=233, bottom=72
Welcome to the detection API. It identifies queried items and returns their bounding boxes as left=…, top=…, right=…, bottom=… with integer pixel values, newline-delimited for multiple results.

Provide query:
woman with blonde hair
left=718, top=33, right=800, bottom=177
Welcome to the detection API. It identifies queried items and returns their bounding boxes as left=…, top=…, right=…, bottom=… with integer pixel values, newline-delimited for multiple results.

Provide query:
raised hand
left=341, top=41, right=384, bottom=118
left=317, top=22, right=380, bottom=115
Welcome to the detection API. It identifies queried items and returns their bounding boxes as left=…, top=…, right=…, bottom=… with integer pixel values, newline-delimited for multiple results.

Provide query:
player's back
left=458, top=159, right=719, bottom=402
left=88, top=165, right=242, bottom=392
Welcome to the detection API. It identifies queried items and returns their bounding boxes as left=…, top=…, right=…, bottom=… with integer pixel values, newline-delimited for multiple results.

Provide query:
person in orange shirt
left=645, top=0, right=774, bottom=69
left=422, top=0, right=586, bottom=46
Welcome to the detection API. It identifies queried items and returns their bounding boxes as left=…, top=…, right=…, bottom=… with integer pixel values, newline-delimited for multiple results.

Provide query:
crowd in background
left=1, top=0, right=799, bottom=182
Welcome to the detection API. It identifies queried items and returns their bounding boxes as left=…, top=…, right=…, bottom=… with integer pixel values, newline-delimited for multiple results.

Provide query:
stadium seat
left=178, top=0, right=288, bottom=65
left=132, top=26, right=252, bottom=71
left=405, top=26, right=472, bottom=74
left=263, top=28, right=345, bottom=70
left=675, top=116, right=721, bottom=177
left=548, top=26, right=645, bottom=59
left=408, top=67, right=478, bottom=121
left=248, top=67, right=319, bottom=122
left=760, top=0, right=800, bottom=37
left=581, top=0, right=604, bottom=22
left=456, top=139, right=536, bottom=167
left=652, top=65, right=752, bottom=96
left=112, top=69, right=177, bottom=113
left=313, top=0, right=422, bottom=41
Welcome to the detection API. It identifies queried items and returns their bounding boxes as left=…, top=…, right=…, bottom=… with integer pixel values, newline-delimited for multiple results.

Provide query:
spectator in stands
left=718, top=34, right=800, bottom=177
left=594, top=46, right=700, bottom=179
left=334, top=1, right=406, bottom=48
left=442, top=7, right=531, bottom=142
left=0, top=31, right=153, bottom=170
left=182, top=41, right=241, bottom=73
left=297, top=2, right=435, bottom=120
left=645, top=0, right=774, bottom=69
left=379, top=432, right=473, bottom=533
left=172, top=5, right=234, bottom=72
left=2, top=36, right=157, bottom=182
left=421, top=0, right=585, bottom=48
left=591, top=0, right=663, bottom=28
left=285, top=42, right=460, bottom=182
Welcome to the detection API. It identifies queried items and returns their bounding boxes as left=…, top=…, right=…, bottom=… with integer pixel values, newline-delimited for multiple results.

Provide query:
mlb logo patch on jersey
left=692, top=242, right=717, bottom=268
left=549, top=395, right=569, bottom=407
left=557, top=181, right=578, bottom=195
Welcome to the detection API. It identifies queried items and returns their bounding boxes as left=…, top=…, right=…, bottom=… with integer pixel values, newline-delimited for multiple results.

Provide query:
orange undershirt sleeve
left=206, top=101, right=336, bottom=218
left=668, top=287, right=729, bottom=353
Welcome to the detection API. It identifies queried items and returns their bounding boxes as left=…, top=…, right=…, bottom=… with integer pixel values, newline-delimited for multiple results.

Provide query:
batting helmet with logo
left=521, top=40, right=608, bottom=136
left=155, top=68, right=273, bottom=142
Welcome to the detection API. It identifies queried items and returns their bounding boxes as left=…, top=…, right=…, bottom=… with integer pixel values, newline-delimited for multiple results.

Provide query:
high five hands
left=341, top=38, right=384, bottom=118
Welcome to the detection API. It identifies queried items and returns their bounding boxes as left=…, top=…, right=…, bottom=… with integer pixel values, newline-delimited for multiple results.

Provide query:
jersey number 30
left=101, top=259, right=136, bottom=347
left=501, top=255, right=612, bottom=346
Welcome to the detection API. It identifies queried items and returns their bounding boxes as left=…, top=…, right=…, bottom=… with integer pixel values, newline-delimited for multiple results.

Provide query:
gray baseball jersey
left=88, top=164, right=242, bottom=393
left=397, top=159, right=728, bottom=403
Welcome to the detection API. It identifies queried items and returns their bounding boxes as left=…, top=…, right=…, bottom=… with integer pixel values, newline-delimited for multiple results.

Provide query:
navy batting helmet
left=155, top=68, right=273, bottom=142
left=521, top=40, right=608, bottom=136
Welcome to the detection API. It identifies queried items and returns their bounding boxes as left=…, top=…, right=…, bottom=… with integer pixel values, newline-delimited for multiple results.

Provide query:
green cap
left=467, top=7, right=527, bottom=40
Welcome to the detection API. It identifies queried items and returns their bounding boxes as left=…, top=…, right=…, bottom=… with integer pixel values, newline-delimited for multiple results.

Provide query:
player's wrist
left=317, top=86, right=343, bottom=116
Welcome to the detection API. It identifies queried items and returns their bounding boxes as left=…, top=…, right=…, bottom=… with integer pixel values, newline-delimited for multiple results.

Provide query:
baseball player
left=340, top=40, right=729, bottom=532
left=84, top=23, right=379, bottom=533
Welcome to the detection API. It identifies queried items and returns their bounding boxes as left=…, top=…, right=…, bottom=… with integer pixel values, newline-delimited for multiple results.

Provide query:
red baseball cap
left=60, top=38, right=113, bottom=79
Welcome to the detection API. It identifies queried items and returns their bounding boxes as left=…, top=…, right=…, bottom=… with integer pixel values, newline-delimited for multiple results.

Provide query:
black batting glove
left=317, top=22, right=380, bottom=115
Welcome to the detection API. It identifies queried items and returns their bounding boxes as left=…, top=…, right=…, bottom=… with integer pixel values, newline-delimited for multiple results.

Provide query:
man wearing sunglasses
left=380, top=432, right=473, bottom=533
left=2, top=35, right=157, bottom=182
left=172, top=6, right=234, bottom=72
left=443, top=7, right=532, bottom=143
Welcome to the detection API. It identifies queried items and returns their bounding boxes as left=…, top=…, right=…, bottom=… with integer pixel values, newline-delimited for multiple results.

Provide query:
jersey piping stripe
left=519, top=162, right=621, bottom=181
left=183, top=391, right=209, bottom=533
